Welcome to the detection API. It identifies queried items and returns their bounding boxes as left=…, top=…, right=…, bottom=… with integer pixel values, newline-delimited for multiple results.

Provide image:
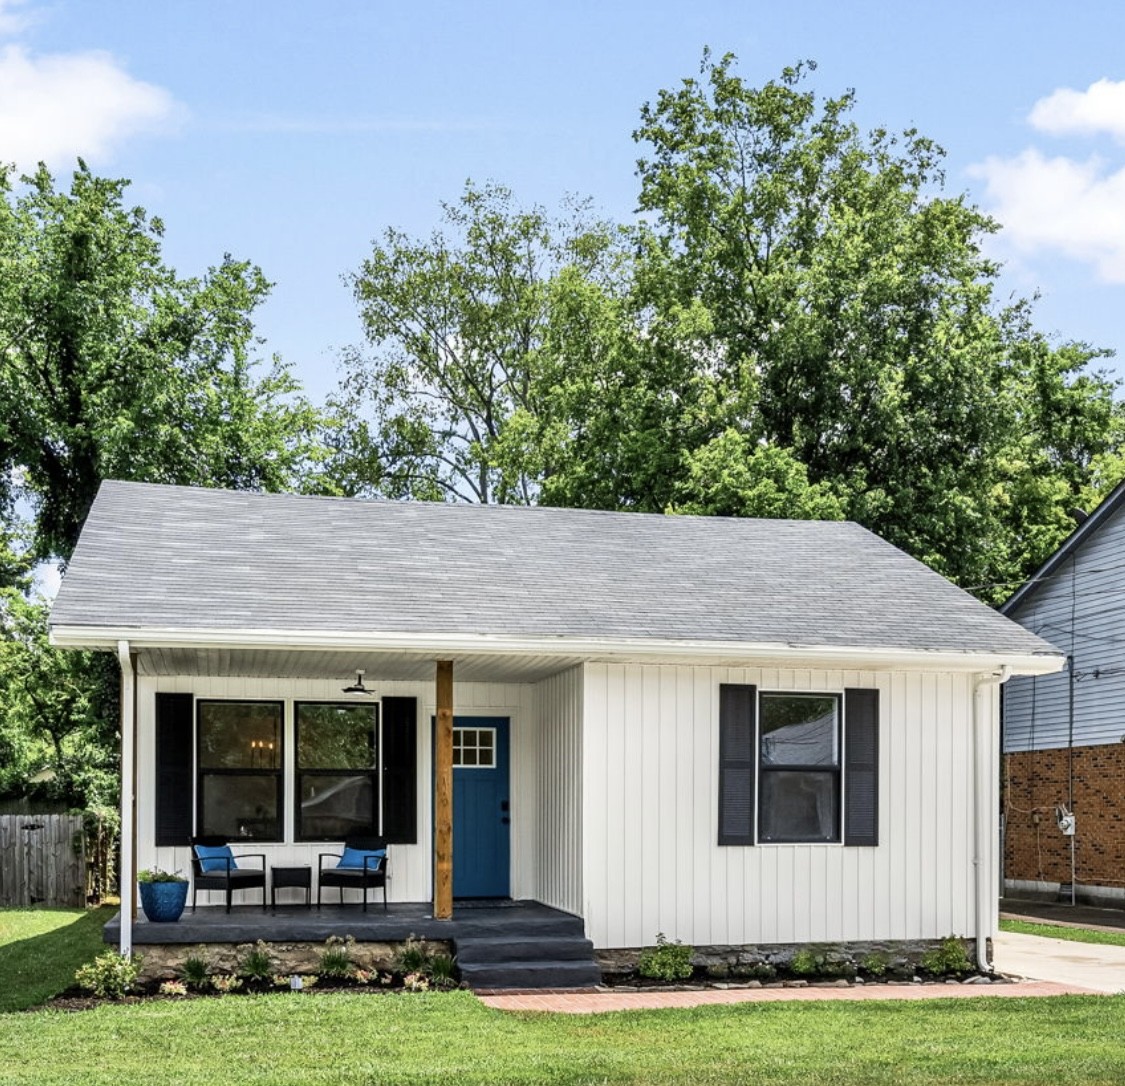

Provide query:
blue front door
left=450, top=716, right=510, bottom=898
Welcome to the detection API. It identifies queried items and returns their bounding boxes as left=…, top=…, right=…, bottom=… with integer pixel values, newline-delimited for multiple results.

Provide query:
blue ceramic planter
left=139, top=880, right=188, bottom=922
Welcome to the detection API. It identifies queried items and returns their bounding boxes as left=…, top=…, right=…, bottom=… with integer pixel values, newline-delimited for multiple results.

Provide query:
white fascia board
left=49, top=624, right=1067, bottom=676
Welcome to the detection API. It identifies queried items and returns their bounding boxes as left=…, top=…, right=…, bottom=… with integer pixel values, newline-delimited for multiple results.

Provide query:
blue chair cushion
left=337, top=847, right=385, bottom=870
left=195, top=844, right=236, bottom=874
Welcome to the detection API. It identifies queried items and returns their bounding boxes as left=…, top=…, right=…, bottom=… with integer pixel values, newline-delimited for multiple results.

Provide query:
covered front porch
left=112, top=643, right=586, bottom=962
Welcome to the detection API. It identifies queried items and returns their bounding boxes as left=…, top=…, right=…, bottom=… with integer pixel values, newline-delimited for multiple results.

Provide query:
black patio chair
left=317, top=834, right=388, bottom=912
left=189, top=835, right=267, bottom=913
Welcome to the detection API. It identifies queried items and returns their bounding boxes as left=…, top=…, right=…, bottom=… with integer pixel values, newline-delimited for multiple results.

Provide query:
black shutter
left=381, top=696, right=418, bottom=844
left=844, top=688, right=880, bottom=847
left=718, top=684, right=756, bottom=845
left=155, top=692, right=194, bottom=846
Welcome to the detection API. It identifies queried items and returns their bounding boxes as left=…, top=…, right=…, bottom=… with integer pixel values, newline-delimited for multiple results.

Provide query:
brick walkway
left=478, top=979, right=1097, bottom=1014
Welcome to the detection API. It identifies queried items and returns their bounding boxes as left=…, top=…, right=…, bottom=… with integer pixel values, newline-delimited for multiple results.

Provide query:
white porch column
left=116, top=641, right=135, bottom=957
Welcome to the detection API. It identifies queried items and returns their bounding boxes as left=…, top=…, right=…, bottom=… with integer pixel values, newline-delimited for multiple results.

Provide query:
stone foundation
left=597, top=938, right=980, bottom=981
left=134, top=938, right=453, bottom=982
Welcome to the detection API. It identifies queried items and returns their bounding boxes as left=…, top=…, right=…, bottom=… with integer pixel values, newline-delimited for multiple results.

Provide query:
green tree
left=330, top=181, right=628, bottom=504
left=627, top=52, right=1120, bottom=594
left=0, top=162, right=327, bottom=562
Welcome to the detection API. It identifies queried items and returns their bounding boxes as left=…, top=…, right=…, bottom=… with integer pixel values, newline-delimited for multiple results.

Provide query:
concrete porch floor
left=104, top=899, right=581, bottom=946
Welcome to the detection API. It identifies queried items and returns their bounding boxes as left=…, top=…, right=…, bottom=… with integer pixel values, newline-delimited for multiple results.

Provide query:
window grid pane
left=452, top=727, right=496, bottom=769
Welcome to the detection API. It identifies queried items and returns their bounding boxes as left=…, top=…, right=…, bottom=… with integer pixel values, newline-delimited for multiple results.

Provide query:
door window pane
left=453, top=727, right=496, bottom=768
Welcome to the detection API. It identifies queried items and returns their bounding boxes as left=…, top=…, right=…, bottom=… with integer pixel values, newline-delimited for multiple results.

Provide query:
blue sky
left=3, top=0, right=1125, bottom=401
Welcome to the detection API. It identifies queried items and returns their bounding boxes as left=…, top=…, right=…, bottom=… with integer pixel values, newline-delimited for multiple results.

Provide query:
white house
left=50, top=481, right=1063, bottom=971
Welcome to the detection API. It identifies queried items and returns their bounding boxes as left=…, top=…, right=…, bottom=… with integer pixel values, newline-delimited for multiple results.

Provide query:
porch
left=104, top=900, right=601, bottom=989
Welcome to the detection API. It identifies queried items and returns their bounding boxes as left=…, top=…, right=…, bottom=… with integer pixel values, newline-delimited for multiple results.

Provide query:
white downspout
left=117, top=641, right=135, bottom=958
left=972, top=665, right=1010, bottom=972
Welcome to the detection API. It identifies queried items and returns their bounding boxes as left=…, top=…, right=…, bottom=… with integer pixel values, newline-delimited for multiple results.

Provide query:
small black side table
left=271, top=865, right=312, bottom=908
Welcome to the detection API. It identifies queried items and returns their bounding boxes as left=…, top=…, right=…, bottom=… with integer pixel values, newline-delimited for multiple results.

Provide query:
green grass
left=0, top=906, right=115, bottom=1012
left=1000, top=918, right=1125, bottom=948
left=1, top=991, right=1125, bottom=1085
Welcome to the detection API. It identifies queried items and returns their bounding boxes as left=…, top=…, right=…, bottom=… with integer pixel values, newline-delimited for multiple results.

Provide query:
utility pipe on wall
left=116, top=641, right=135, bottom=957
left=973, top=665, right=1010, bottom=973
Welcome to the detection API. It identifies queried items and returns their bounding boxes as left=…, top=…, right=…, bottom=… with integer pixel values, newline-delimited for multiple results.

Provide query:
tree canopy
left=333, top=54, right=1122, bottom=601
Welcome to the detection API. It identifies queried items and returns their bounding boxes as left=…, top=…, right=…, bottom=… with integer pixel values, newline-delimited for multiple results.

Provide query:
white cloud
left=970, top=79, right=1125, bottom=284
left=1030, top=78, right=1125, bottom=142
left=0, top=42, right=178, bottom=169
left=971, top=149, right=1125, bottom=283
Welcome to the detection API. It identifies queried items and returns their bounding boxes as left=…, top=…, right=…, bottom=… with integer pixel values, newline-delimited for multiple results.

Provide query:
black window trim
left=293, top=700, right=382, bottom=842
left=756, top=689, right=844, bottom=846
left=196, top=698, right=286, bottom=844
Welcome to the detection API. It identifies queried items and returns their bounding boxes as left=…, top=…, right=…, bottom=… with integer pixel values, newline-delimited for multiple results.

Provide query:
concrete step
left=456, top=935, right=596, bottom=964
left=458, top=958, right=602, bottom=990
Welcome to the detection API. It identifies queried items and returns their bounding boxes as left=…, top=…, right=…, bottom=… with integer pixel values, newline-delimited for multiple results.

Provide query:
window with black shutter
left=718, top=684, right=880, bottom=847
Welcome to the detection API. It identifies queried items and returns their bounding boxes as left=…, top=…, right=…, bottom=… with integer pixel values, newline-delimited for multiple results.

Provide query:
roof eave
left=49, top=623, right=1066, bottom=676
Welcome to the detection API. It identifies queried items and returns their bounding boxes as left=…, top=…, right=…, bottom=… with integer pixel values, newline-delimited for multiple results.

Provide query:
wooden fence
left=0, top=814, right=87, bottom=907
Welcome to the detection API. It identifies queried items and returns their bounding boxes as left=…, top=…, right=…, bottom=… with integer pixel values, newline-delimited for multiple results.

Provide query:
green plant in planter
left=637, top=934, right=694, bottom=982
left=75, top=951, right=142, bottom=999
left=137, top=868, right=189, bottom=922
left=137, top=868, right=187, bottom=882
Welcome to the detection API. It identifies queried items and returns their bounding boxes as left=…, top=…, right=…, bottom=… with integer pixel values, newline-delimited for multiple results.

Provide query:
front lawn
left=1000, top=919, right=1125, bottom=948
left=1, top=990, right=1125, bottom=1085
left=0, top=906, right=115, bottom=1012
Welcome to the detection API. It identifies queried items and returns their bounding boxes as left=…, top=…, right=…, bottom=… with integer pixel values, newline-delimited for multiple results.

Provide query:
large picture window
left=757, top=693, right=841, bottom=843
left=296, top=703, right=379, bottom=841
left=197, top=701, right=284, bottom=841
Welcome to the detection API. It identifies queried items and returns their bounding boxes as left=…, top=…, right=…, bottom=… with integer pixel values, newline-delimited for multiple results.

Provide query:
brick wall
left=1003, top=745, right=1125, bottom=888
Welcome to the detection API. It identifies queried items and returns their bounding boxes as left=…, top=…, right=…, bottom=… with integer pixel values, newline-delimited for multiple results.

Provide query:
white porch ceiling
left=136, top=646, right=586, bottom=684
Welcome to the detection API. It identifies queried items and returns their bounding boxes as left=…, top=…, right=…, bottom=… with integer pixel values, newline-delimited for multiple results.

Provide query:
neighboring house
left=1001, top=479, right=1125, bottom=906
left=50, top=481, right=1062, bottom=967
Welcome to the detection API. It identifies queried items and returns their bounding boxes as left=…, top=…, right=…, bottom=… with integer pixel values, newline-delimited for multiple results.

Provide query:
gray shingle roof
left=50, top=480, right=1059, bottom=659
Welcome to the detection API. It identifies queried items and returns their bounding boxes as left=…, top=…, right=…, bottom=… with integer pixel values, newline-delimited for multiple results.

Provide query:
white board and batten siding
left=580, top=663, right=996, bottom=951
left=135, top=675, right=539, bottom=906
left=533, top=666, right=583, bottom=917
left=1004, top=502, right=1125, bottom=753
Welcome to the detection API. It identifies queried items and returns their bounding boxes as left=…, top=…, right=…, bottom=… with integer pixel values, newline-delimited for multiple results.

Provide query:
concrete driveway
left=994, top=931, right=1125, bottom=993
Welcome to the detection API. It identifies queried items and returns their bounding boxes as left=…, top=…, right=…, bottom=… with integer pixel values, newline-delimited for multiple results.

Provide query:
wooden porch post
left=434, top=660, right=454, bottom=920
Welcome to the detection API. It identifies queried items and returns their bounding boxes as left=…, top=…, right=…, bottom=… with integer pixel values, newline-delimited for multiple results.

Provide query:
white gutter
left=52, top=625, right=1065, bottom=676
left=973, top=665, right=1010, bottom=973
left=116, top=641, right=134, bottom=959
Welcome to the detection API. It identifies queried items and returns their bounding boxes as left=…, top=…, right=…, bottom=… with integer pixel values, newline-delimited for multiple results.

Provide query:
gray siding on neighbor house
left=1004, top=500, right=1125, bottom=753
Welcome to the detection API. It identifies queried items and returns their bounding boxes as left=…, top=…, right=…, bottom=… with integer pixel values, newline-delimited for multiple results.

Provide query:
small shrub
left=272, top=974, right=292, bottom=988
left=319, top=935, right=354, bottom=978
left=920, top=937, right=972, bottom=976
left=178, top=955, right=210, bottom=990
left=402, top=971, right=430, bottom=992
left=209, top=974, right=243, bottom=994
left=238, top=940, right=275, bottom=982
left=352, top=968, right=375, bottom=985
left=75, top=952, right=142, bottom=999
left=789, top=948, right=821, bottom=976
left=637, top=934, right=694, bottom=982
left=393, top=935, right=432, bottom=974
left=158, top=980, right=188, bottom=997
left=428, top=952, right=458, bottom=990
left=300, top=974, right=319, bottom=990
left=861, top=952, right=888, bottom=978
